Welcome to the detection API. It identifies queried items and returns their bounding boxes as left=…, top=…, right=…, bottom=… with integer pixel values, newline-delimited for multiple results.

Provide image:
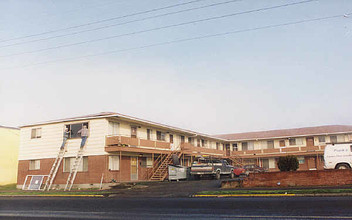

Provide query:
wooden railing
left=180, top=142, right=225, bottom=156
left=106, top=135, right=171, bottom=150
left=230, top=144, right=326, bottom=156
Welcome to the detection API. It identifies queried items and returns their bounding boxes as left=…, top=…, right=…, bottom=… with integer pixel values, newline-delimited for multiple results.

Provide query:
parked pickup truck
left=190, top=158, right=234, bottom=180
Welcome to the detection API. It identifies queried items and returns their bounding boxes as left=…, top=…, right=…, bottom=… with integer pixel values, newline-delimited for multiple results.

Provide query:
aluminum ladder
left=64, top=148, right=84, bottom=191
left=43, top=148, right=66, bottom=191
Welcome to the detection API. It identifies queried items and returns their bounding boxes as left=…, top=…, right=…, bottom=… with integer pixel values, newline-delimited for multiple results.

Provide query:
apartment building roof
left=215, top=125, right=352, bottom=141
left=0, top=125, right=19, bottom=130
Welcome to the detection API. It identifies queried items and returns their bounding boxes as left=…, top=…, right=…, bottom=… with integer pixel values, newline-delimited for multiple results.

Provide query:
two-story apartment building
left=17, top=112, right=227, bottom=189
left=216, top=125, right=352, bottom=171
left=17, top=112, right=352, bottom=189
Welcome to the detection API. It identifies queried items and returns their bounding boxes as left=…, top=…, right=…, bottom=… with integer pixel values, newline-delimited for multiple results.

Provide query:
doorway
left=306, top=137, right=314, bottom=147
left=131, top=157, right=138, bottom=181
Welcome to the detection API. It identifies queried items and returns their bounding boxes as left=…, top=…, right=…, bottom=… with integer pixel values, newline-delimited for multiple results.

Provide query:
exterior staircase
left=149, top=151, right=182, bottom=181
left=228, top=155, right=243, bottom=167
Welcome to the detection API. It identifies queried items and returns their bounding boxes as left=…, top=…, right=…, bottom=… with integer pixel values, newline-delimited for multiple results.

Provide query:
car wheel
left=229, top=172, right=234, bottom=179
left=336, top=164, right=350, bottom=169
left=215, top=171, right=221, bottom=180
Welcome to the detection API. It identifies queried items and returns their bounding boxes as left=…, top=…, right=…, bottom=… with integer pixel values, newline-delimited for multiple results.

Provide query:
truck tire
left=229, top=172, right=234, bottom=179
left=336, top=164, right=351, bottom=169
left=215, top=171, right=221, bottom=180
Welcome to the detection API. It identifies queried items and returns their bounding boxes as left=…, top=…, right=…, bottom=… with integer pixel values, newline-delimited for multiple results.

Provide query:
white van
left=324, top=143, right=352, bottom=169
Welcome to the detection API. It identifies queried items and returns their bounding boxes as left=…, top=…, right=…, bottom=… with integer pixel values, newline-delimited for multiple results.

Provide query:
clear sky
left=0, top=0, right=351, bottom=134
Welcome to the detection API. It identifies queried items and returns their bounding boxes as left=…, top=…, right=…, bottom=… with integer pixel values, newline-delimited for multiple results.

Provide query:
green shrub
left=277, top=155, right=299, bottom=171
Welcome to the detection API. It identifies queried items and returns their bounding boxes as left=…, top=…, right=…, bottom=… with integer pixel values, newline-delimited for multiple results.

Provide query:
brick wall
left=17, top=155, right=150, bottom=187
left=243, top=169, right=352, bottom=188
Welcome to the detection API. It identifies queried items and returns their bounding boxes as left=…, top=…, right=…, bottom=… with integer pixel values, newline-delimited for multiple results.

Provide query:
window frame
left=289, top=138, right=296, bottom=146
left=156, top=131, right=166, bottom=141
left=267, top=140, right=274, bottom=149
left=29, top=160, right=40, bottom=170
left=108, top=155, right=120, bottom=171
left=232, top=143, right=238, bottom=151
left=318, top=136, right=326, bottom=143
left=31, top=128, right=42, bottom=139
left=63, top=157, right=88, bottom=172
left=330, top=135, right=337, bottom=143
left=65, top=122, right=89, bottom=139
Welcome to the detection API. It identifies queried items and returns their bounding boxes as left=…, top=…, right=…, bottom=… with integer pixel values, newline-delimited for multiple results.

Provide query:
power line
left=2, top=13, right=349, bottom=71
left=0, top=0, right=243, bottom=48
left=0, top=0, right=208, bottom=43
left=0, top=0, right=316, bottom=58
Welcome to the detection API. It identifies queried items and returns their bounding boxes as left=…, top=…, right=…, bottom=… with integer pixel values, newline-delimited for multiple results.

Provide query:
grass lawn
left=0, top=184, right=111, bottom=196
left=196, top=188, right=352, bottom=195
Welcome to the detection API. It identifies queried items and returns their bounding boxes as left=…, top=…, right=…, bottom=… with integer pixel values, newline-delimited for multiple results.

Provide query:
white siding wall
left=19, top=118, right=108, bottom=160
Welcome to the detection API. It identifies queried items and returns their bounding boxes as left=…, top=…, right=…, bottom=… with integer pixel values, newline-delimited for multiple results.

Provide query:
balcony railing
left=180, top=142, right=225, bottom=156
left=106, top=135, right=171, bottom=151
left=230, top=144, right=326, bottom=157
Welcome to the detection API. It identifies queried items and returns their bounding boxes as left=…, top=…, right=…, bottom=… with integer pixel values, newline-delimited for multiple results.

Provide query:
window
left=147, top=129, right=151, bottom=140
left=146, top=157, right=153, bottom=168
left=181, top=136, right=185, bottom=143
left=156, top=131, right=166, bottom=141
left=267, top=140, right=274, bottom=149
left=29, top=160, right=40, bottom=170
left=330, top=136, right=337, bottom=143
left=318, top=136, right=326, bottom=143
left=131, top=126, right=137, bottom=138
left=289, top=138, right=296, bottom=146
left=64, top=157, right=88, bottom=172
left=169, top=134, right=174, bottom=143
left=298, top=157, right=305, bottom=164
left=65, top=123, right=88, bottom=139
left=108, top=122, right=119, bottom=136
left=242, top=142, right=248, bottom=151
left=279, top=140, right=286, bottom=147
left=197, top=139, right=201, bottom=147
left=296, top=138, right=303, bottom=145
left=188, top=137, right=192, bottom=144
left=31, top=128, right=42, bottom=139
left=232, top=143, right=238, bottom=151
left=350, top=145, right=352, bottom=152
left=108, top=156, right=120, bottom=171
left=201, top=139, right=205, bottom=147
left=216, top=142, right=219, bottom=150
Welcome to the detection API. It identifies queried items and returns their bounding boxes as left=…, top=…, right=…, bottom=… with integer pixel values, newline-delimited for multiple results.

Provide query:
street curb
left=0, top=194, right=105, bottom=197
left=193, top=194, right=295, bottom=197
left=193, top=193, right=352, bottom=197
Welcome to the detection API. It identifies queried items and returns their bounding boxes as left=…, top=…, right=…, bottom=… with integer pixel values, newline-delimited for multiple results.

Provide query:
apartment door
left=306, top=137, right=314, bottom=147
left=307, top=156, right=317, bottom=170
left=131, top=157, right=138, bottom=181
left=225, top=144, right=230, bottom=156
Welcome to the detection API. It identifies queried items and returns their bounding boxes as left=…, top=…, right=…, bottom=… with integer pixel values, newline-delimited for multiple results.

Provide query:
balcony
left=230, top=144, right=326, bottom=158
left=105, top=135, right=171, bottom=153
left=180, top=143, right=225, bottom=156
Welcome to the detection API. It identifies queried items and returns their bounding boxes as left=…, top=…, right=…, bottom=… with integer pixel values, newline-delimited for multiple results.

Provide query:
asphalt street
left=1, top=196, right=352, bottom=219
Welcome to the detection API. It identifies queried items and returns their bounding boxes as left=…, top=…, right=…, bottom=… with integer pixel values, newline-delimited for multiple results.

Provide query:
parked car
left=324, top=143, right=352, bottom=169
left=190, top=158, right=234, bottom=180
left=233, top=167, right=246, bottom=177
left=243, top=164, right=267, bottom=175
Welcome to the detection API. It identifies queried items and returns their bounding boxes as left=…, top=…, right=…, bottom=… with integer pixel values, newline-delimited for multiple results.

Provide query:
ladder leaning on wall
left=43, top=148, right=66, bottom=191
left=64, top=148, right=84, bottom=191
